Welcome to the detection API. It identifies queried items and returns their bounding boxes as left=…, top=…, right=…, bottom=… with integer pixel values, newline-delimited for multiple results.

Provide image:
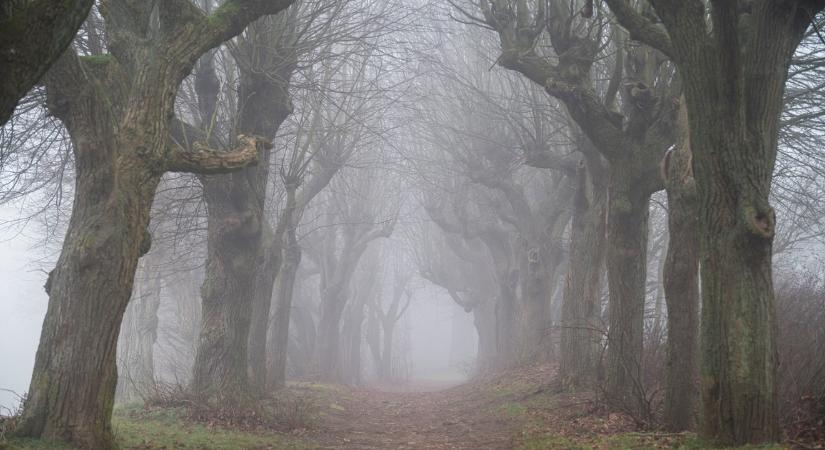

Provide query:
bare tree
left=15, top=1, right=293, bottom=447
left=605, top=0, right=824, bottom=444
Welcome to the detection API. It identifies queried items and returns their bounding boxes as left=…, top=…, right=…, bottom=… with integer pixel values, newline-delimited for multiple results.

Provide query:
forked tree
left=604, top=0, right=825, bottom=444
left=15, top=1, right=293, bottom=448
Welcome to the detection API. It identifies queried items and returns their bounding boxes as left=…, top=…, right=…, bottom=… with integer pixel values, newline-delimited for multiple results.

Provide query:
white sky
left=0, top=205, right=50, bottom=411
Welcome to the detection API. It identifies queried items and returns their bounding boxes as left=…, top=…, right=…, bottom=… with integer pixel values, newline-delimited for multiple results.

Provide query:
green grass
left=2, top=406, right=311, bottom=450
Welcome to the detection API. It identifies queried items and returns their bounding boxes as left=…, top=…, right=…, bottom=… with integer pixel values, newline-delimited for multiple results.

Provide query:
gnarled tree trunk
left=16, top=3, right=292, bottom=445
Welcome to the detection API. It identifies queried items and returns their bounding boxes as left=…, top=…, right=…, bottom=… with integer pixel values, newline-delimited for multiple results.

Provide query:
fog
left=0, top=206, right=50, bottom=410
left=2, top=1, right=825, bottom=449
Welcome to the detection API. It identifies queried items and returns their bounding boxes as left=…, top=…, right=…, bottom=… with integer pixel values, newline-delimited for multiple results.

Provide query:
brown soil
left=310, top=380, right=522, bottom=449
left=302, top=364, right=572, bottom=449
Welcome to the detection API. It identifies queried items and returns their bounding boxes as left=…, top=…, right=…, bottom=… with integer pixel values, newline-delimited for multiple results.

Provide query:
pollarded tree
left=413, top=219, right=500, bottom=372
left=186, top=12, right=298, bottom=402
left=463, top=0, right=681, bottom=406
left=0, top=0, right=95, bottom=125
left=604, top=0, right=825, bottom=444
left=417, top=51, right=577, bottom=362
left=15, top=1, right=293, bottom=448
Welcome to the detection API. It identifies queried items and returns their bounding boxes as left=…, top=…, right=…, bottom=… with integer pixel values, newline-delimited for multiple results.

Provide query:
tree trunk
left=268, top=217, right=301, bottom=390
left=17, top=158, right=158, bottom=449
left=519, top=242, right=554, bottom=362
left=605, top=158, right=651, bottom=409
left=15, top=3, right=292, bottom=445
left=191, top=44, right=292, bottom=398
left=117, top=265, right=163, bottom=403
left=380, top=320, right=394, bottom=381
left=287, top=287, right=316, bottom=379
left=495, top=271, right=519, bottom=368
left=248, top=229, right=280, bottom=390
left=472, top=299, right=497, bottom=373
left=559, top=162, right=607, bottom=388
left=191, top=177, right=262, bottom=402
left=317, top=291, right=347, bottom=381
left=662, top=100, right=699, bottom=432
left=343, top=295, right=367, bottom=386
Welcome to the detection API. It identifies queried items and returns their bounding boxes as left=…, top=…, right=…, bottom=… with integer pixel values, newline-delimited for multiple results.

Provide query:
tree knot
left=741, top=203, right=775, bottom=240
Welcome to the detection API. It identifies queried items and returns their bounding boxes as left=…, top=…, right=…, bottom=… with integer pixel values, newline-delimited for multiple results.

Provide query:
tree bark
left=189, top=24, right=295, bottom=397
left=191, top=174, right=263, bottom=402
left=16, top=162, right=158, bottom=449
left=0, top=0, right=94, bottom=125
left=16, top=3, right=292, bottom=445
left=268, top=202, right=301, bottom=389
left=605, top=157, right=651, bottom=409
left=603, top=1, right=822, bottom=443
left=559, top=160, right=607, bottom=388
left=662, top=102, right=699, bottom=431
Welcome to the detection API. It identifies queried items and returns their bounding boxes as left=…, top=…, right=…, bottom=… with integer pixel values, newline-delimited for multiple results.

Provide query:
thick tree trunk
left=605, top=158, right=651, bottom=409
left=17, top=160, right=158, bottom=449
left=243, top=84, right=294, bottom=391
left=16, top=3, right=291, bottom=446
left=662, top=102, right=699, bottom=432
left=601, top=2, right=821, bottom=443
left=559, top=162, right=607, bottom=388
left=191, top=178, right=261, bottom=402
left=689, top=94, right=780, bottom=445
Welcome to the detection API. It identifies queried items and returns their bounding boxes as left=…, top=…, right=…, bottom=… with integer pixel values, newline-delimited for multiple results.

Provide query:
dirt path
left=310, top=381, right=520, bottom=449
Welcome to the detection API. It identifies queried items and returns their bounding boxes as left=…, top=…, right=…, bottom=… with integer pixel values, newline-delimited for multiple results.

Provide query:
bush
left=775, top=272, right=825, bottom=445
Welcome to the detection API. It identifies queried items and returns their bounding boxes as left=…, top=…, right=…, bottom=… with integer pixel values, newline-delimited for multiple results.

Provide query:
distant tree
left=463, top=0, right=681, bottom=408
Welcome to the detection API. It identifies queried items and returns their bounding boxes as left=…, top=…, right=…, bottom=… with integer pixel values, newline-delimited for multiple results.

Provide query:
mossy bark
left=662, top=101, right=699, bottom=432
left=604, top=156, right=652, bottom=408
left=15, top=2, right=292, bottom=446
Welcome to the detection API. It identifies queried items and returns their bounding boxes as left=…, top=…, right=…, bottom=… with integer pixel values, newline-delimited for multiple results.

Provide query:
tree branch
left=0, top=0, right=94, bottom=125
left=166, top=134, right=269, bottom=174
left=602, top=0, right=675, bottom=59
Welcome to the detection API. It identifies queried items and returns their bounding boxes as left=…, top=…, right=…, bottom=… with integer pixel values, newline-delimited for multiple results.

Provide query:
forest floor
left=1, top=364, right=799, bottom=449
